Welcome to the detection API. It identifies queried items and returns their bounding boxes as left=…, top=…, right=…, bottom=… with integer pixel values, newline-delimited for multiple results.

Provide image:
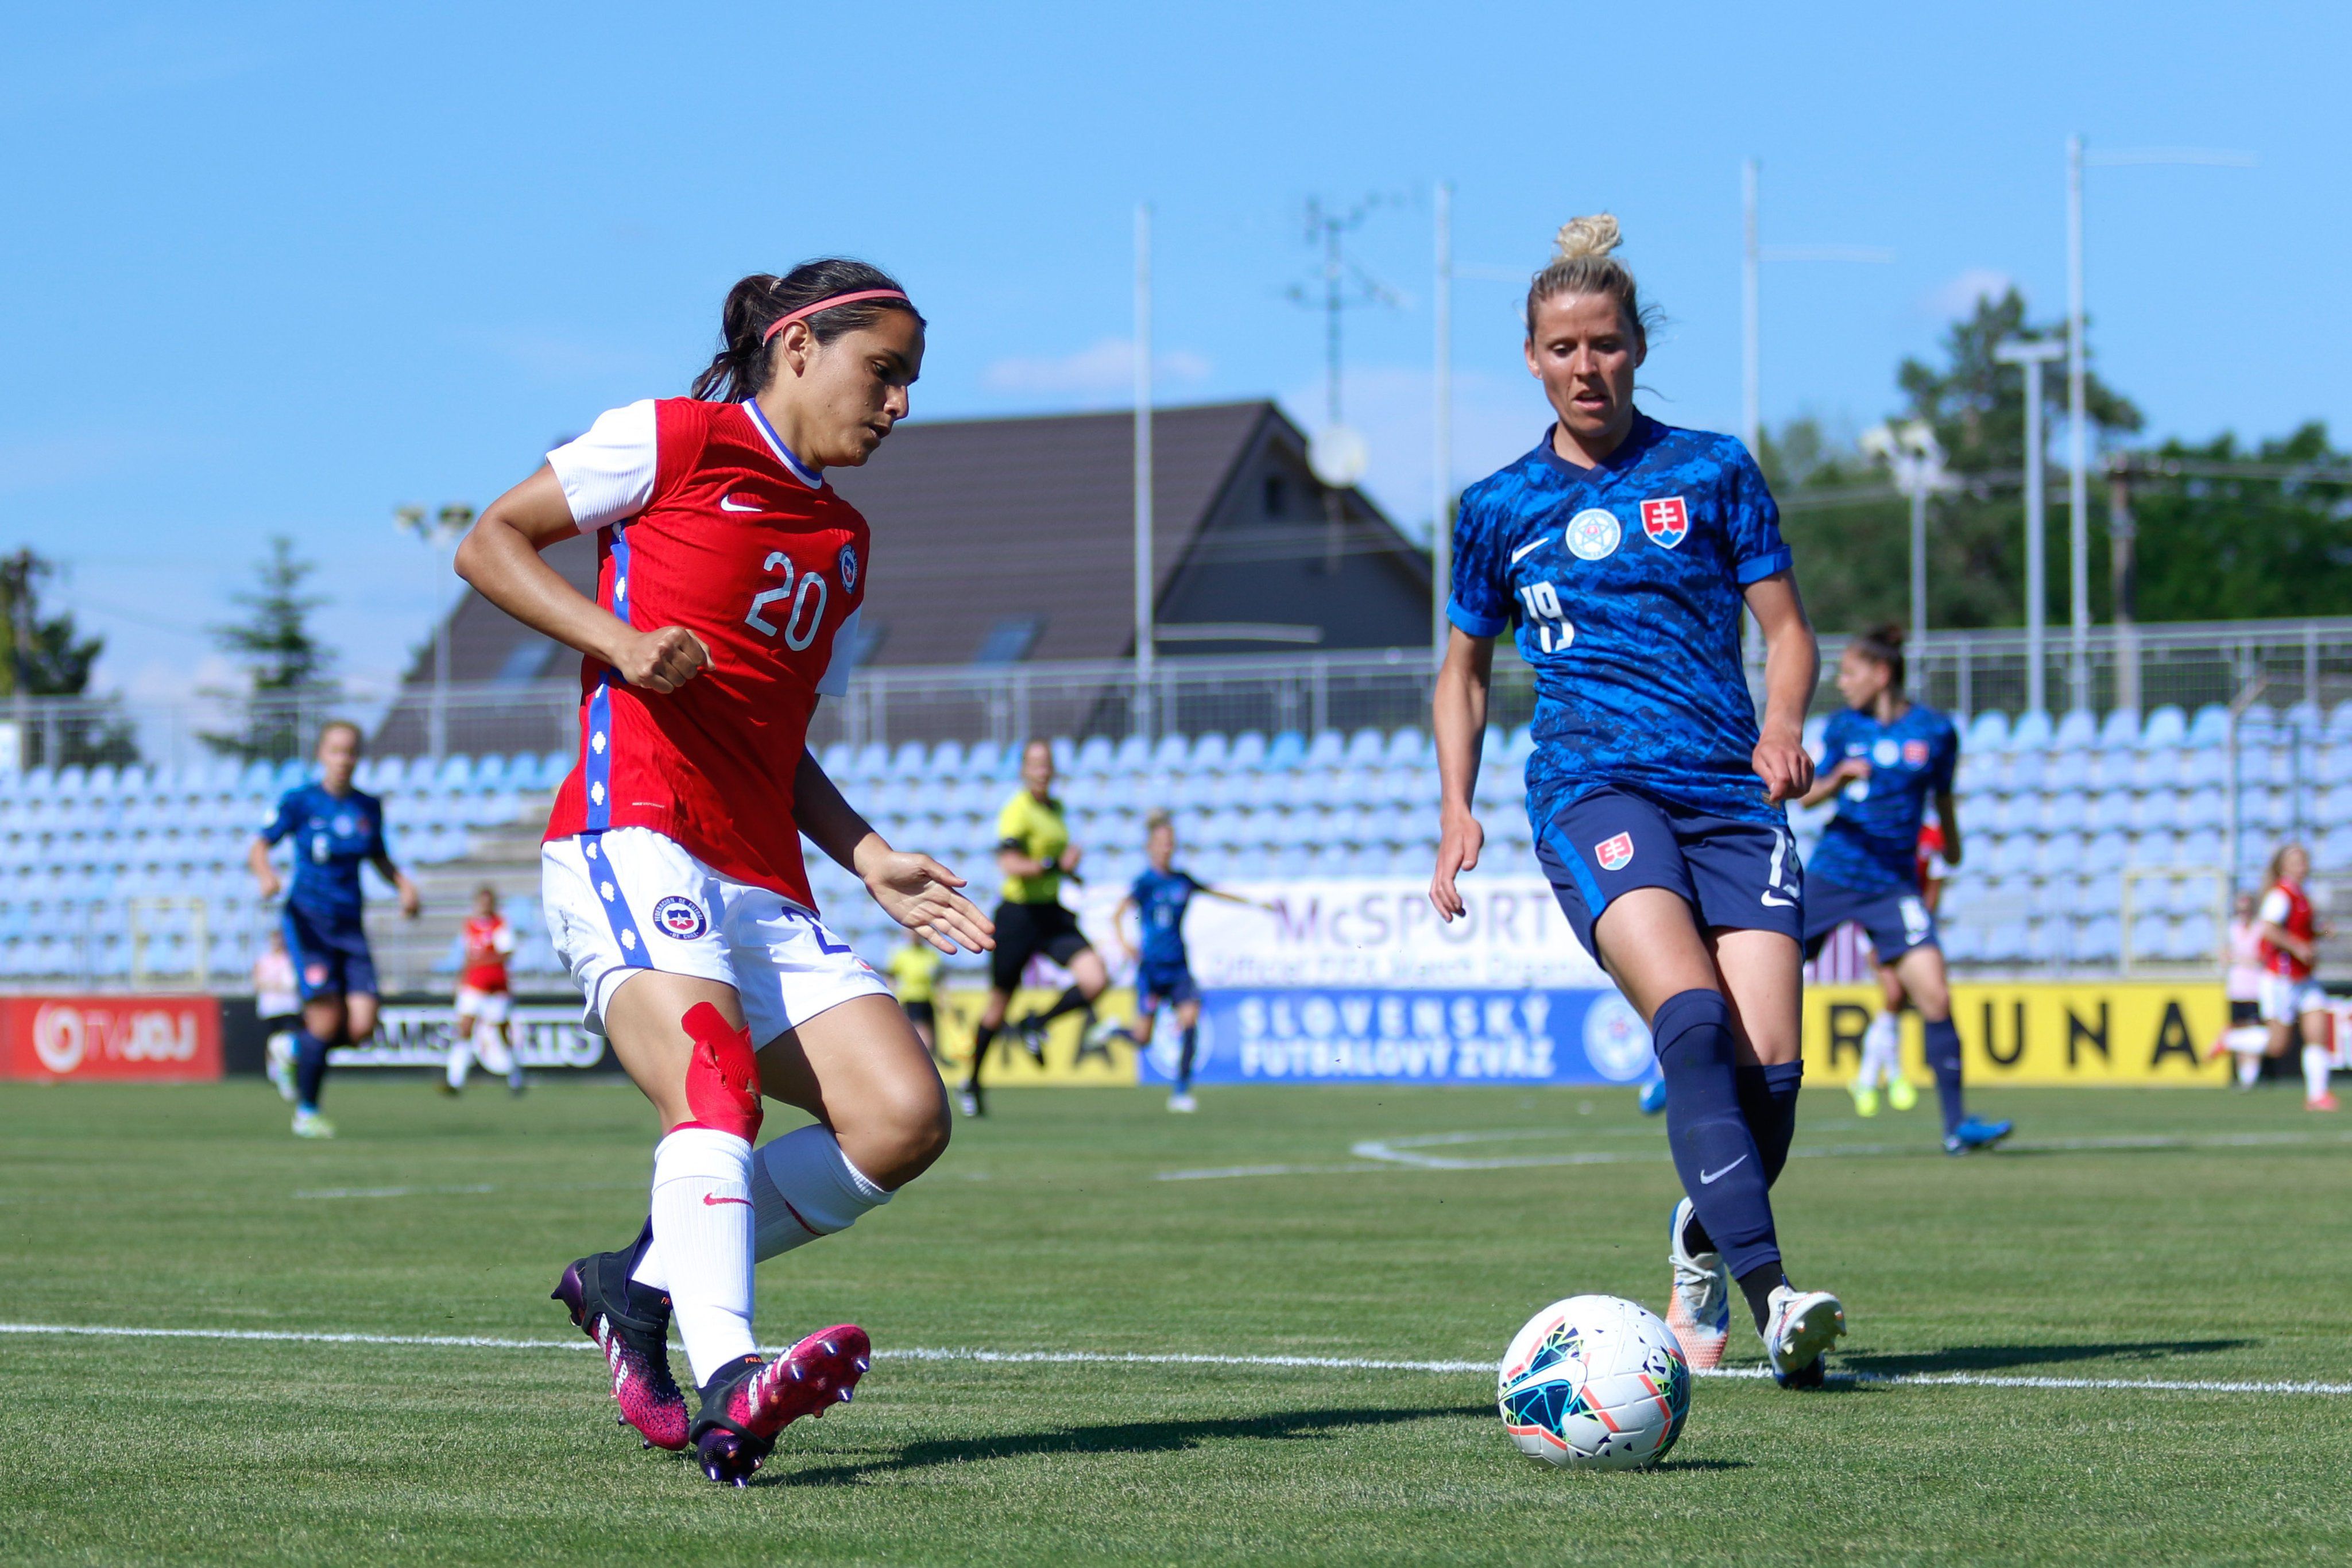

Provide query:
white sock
left=445, top=1035, right=472, bottom=1090
left=2237, top=1051, right=2263, bottom=1087
left=475, top=1021, right=512, bottom=1078
left=1859, top=1013, right=1900, bottom=1087
left=2303, top=1044, right=2332, bottom=1102
left=644, top=1126, right=757, bottom=1386
left=750, top=1125, right=893, bottom=1260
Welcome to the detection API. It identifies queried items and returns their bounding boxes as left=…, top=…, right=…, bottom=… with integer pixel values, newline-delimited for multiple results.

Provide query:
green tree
left=1771, top=289, right=2142, bottom=633
left=2113, top=423, right=2352, bottom=622
left=200, top=537, right=341, bottom=761
left=0, top=549, right=138, bottom=766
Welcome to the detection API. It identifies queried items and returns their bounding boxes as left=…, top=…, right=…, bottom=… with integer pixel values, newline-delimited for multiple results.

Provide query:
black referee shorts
left=990, top=900, right=1090, bottom=993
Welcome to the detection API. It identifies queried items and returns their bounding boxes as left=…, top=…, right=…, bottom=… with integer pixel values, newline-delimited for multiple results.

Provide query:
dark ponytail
left=688, top=258, right=924, bottom=402
left=1851, top=621, right=1906, bottom=690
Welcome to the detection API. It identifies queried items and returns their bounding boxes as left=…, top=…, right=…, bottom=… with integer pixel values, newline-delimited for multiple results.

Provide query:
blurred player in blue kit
left=246, top=721, right=420, bottom=1138
left=1112, top=809, right=1264, bottom=1112
left=1799, top=625, right=2010, bottom=1153
left=1430, top=215, right=1845, bottom=1384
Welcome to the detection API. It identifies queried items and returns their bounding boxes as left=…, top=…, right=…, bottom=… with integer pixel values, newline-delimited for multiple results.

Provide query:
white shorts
left=2259, top=973, right=2330, bottom=1025
left=454, top=987, right=511, bottom=1024
left=542, top=826, right=888, bottom=1043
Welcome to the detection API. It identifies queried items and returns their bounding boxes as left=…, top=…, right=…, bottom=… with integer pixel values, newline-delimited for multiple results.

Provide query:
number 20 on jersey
left=1517, top=580, right=1573, bottom=653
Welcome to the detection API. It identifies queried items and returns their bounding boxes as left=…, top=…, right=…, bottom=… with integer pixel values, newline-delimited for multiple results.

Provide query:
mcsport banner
left=1133, top=988, right=1655, bottom=1089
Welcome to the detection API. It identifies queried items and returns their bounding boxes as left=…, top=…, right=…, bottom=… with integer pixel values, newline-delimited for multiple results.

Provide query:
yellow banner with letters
left=1804, top=981, right=2230, bottom=1086
left=927, top=986, right=1142, bottom=1087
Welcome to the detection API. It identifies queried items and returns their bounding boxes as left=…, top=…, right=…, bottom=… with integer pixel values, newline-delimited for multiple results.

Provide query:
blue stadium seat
left=849, top=742, right=888, bottom=781
left=889, top=741, right=926, bottom=777
left=540, top=750, right=572, bottom=788
left=475, top=754, right=510, bottom=790
left=1228, top=731, right=1268, bottom=772
left=2129, top=792, right=2179, bottom=835
left=926, top=740, right=965, bottom=777
left=2083, top=831, right=2128, bottom=874
left=1151, top=734, right=1190, bottom=772
left=1980, top=922, right=2028, bottom=963
left=2181, top=750, right=2227, bottom=790
left=1300, top=731, right=1341, bottom=769
left=1113, top=734, right=1152, bottom=773
left=2075, top=915, right=2121, bottom=962
left=2327, top=700, right=2352, bottom=741
left=1940, top=922, right=1983, bottom=963
left=2040, top=834, right=2083, bottom=877
left=2039, top=875, right=2084, bottom=917
left=2140, top=705, right=2188, bottom=749
left=2044, top=751, right=2090, bottom=792
left=431, top=754, right=473, bottom=790
left=2007, top=711, right=2053, bottom=752
left=2087, top=750, right=2137, bottom=792
left=2007, top=750, right=2046, bottom=793
left=1190, top=733, right=1231, bottom=773
left=2181, top=704, right=2229, bottom=749
left=2322, top=824, right=2352, bottom=868
left=2027, top=919, right=2072, bottom=965
left=1263, top=731, right=1305, bottom=772
left=1505, top=725, right=1537, bottom=765
left=2284, top=699, right=2324, bottom=736
left=1966, top=710, right=2011, bottom=752
left=2096, top=708, right=2140, bottom=749
left=819, top=742, right=853, bottom=777
left=2169, top=913, right=2217, bottom=962
left=1384, top=727, right=1426, bottom=766
left=2129, top=829, right=2183, bottom=868
left=1990, top=835, right=2036, bottom=876
left=2138, top=748, right=2181, bottom=791
left=1343, top=727, right=1384, bottom=768
left=2044, top=792, right=2088, bottom=835
left=2052, top=710, right=2097, bottom=752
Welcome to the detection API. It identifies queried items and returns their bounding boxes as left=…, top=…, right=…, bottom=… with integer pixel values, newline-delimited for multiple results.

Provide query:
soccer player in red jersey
left=457, top=260, right=994, bottom=1484
left=443, top=884, right=523, bottom=1096
left=2255, top=843, right=2338, bottom=1111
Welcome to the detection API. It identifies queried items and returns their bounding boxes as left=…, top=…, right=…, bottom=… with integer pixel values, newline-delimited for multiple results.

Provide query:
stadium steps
left=363, top=792, right=562, bottom=995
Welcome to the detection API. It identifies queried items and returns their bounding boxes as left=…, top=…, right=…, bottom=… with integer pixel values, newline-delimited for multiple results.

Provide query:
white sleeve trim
left=547, top=400, right=657, bottom=532
left=817, top=608, right=860, bottom=697
left=2259, top=889, right=2291, bottom=926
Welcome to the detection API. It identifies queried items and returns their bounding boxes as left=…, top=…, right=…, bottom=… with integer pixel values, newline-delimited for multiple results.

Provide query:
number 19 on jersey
left=1518, top=580, right=1573, bottom=654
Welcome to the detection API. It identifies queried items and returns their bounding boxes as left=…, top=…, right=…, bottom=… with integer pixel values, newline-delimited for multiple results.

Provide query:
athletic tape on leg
left=679, top=1002, right=763, bottom=1141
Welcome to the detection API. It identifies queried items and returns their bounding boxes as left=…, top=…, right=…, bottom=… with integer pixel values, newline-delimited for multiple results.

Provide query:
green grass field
left=5, top=1077, right=2350, bottom=1565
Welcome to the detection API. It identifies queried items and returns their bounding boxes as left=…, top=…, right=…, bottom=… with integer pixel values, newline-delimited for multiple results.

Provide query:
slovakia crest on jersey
left=1639, top=497, right=1689, bottom=549
left=1595, top=832, right=1635, bottom=872
left=838, top=543, right=858, bottom=592
left=1903, top=740, right=1929, bottom=766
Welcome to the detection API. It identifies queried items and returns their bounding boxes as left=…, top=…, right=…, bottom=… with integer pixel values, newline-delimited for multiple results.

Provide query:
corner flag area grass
left=4, top=1077, right=2350, bottom=1565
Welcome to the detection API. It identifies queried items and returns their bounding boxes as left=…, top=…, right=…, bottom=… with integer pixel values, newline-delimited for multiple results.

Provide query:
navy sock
left=1736, top=1061, right=1806, bottom=1185
left=1925, top=1017, right=1965, bottom=1136
left=1653, top=989, right=1779, bottom=1284
left=293, top=1029, right=330, bottom=1112
left=1176, top=1024, right=1198, bottom=1093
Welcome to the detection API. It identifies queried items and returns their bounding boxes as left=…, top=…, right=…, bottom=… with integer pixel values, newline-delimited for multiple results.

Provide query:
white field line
left=1151, top=1126, right=2352, bottom=1180
left=2, top=1322, right=2347, bottom=1397
left=295, top=1184, right=499, bottom=1200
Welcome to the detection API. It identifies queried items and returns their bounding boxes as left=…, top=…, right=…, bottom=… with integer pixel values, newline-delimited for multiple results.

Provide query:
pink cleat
left=551, top=1225, right=690, bottom=1452
left=690, top=1326, right=873, bottom=1485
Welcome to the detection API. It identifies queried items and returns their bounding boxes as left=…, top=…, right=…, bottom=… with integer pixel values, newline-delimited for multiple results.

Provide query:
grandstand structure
left=6, top=661, right=2352, bottom=990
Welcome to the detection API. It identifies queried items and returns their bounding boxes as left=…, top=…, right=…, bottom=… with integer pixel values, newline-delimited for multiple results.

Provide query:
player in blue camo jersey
left=1430, top=214, right=1845, bottom=1386
left=1113, top=810, right=1263, bottom=1113
left=245, top=721, right=420, bottom=1138
left=1800, top=625, right=2011, bottom=1155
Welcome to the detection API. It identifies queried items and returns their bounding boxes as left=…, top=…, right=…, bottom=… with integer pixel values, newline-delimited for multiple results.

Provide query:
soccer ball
left=1496, top=1294, right=1690, bottom=1470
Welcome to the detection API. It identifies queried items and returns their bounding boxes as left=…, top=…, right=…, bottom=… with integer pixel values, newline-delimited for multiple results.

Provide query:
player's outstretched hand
left=615, top=625, right=711, bottom=694
left=1430, top=810, right=1483, bottom=923
left=254, top=867, right=283, bottom=903
left=1752, top=727, right=1814, bottom=804
left=861, top=847, right=996, bottom=955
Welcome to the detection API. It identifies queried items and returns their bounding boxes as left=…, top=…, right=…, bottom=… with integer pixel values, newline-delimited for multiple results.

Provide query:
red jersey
left=2258, top=879, right=2315, bottom=981
left=461, top=915, right=513, bottom=993
left=542, top=398, right=866, bottom=909
left=1914, top=819, right=1945, bottom=891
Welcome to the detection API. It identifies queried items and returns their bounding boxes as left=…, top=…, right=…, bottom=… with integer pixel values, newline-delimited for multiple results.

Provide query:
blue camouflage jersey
left=1129, top=866, right=1201, bottom=969
left=1449, top=412, right=1793, bottom=828
left=1807, top=704, right=1958, bottom=894
left=260, top=783, right=388, bottom=919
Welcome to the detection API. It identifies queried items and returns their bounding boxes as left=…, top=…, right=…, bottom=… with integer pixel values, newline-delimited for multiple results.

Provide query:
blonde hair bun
left=1552, top=214, right=1623, bottom=263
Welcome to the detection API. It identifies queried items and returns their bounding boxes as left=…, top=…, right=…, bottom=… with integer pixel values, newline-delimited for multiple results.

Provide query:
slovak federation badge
left=1595, top=832, right=1635, bottom=872
left=1565, top=508, right=1622, bottom=561
left=1639, top=496, right=1689, bottom=549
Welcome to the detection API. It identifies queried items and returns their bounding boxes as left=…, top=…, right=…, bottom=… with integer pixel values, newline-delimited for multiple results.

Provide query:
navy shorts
left=1138, top=959, right=1199, bottom=1012
left=283, top=904, right=378, bottom=1001
left=1802, top=874, right=1938, bottom=965
left=1534, top=786, right=1802, bottom=960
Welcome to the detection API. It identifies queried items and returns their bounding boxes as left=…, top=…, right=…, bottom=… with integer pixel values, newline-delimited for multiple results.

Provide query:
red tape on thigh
left=678, top=1001, right=764, bottom=1141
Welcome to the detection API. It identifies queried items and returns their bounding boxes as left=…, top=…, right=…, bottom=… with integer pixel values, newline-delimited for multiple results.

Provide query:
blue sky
left=3, top=1, right=2341, bottom=700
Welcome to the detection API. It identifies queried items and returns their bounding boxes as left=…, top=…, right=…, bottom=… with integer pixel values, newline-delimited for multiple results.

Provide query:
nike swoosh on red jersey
left=701, top=1194, right=753, bottom=1207
left=718, top=494, right=763, bottom=513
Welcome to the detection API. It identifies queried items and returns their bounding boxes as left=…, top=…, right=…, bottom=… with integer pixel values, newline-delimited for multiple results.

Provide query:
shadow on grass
left=775, top=1403, right=1493, bottom=1486
left=1841, top=1339, right=2254, bottom=1376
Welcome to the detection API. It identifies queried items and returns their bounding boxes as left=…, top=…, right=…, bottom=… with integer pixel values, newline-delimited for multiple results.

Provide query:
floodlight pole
left=1996, top=339, right=2064, bottom=715
left=1432, top=180, right=1453, bottom=666
left=1740, top=160, right=1760, bottom=456
left=1134, top=203, right=1155, bottom=742
left=2067, top=135, right=2090, bottom=713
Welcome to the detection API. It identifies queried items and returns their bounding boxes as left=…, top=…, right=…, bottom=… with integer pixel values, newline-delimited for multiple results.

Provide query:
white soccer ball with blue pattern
left=1496, top=1294, right=1690, bottom=1469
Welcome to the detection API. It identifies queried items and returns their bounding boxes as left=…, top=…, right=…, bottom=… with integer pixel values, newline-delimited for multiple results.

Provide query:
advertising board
left=0, top=995, right=222, bottom=1082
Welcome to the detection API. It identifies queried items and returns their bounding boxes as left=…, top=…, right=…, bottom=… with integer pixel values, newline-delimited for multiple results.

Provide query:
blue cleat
left=1637, top=1079, right=1669, bottom=1117
left=1943, top=1116, right=2014, bottom=1155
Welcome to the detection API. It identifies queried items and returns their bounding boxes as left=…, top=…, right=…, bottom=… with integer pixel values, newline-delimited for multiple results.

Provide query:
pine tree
left=200, top=537, right=341, bottom=761
left=0, top=549, right=137, bottom=766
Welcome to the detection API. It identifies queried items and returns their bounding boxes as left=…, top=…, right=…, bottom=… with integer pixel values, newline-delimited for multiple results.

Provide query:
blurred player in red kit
left=443, top=884, right=524, bottom=1097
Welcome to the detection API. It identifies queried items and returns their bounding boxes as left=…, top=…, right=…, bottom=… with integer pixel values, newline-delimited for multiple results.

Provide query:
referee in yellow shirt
left=884, top=935, right=945, bottom=1066
left=961, top=737, right=1109, bottom=1117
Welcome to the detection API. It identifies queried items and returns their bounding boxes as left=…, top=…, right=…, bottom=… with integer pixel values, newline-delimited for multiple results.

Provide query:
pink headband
left=761, top=289, right=912, bottom=344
